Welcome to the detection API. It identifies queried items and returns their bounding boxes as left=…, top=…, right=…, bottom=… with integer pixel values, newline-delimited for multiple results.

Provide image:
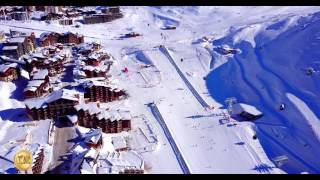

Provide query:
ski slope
left=1, top=6, right=320, bottom=174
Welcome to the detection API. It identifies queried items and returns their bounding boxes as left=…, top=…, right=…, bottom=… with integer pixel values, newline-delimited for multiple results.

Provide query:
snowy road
left=48, top=120, right=78, bottom=174
left=159, top=46, right=210, bottom=108
left=148, top=102, right=191, bottom=174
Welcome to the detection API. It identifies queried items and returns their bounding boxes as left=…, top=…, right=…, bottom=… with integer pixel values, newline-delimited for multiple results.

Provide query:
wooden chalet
left=81, top=80, right=126, bottom=103
left=91, top=42, right=102, bottom=51
left=58, top=32, right=84, bottom=45
left=0, top=63, right=19, bottom=82
left=82, top=52, right=110, bottom=66
left=24, top=80, right=52, bottom=99
left=83, top=14, right=115, bottom=24
left=30, top=144, right=45, bottom=174
left=39, top=32, right=60, bottom=47
left=24, top=53, right=65, bottom=76
left=25, top=88, right=81, bottom=121
left=83, top=65, right=110, bottom=78
left=1, top=31, right=36, bottom=58
left=74, top=103, right=131, bottom=134
left=59, top=18, right=73, bottom=26
left=24, top=69, right=52, bottom=99
left=39, top=32, right=84, bottom=47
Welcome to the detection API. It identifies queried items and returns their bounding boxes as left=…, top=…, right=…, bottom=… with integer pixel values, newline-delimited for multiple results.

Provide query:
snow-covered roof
left=76, top=77, right=107, bottom=83
left=84, top=148, right=99, bottom=160
left=19, top=31, right=34, bottom=37
left=72, top=142, right=89, bottom=155
left=74, top=103, right=131, bottom=122
left=32, top=69, right=48, bottom=80
left=82, top=128, right=102, bottom=145
left=81, top=80, right=114, bottom=89
left=73, top=69, right=86, bottom=77
left=46, top=88, right=80, bottom=103
left=20, top=68, right=30, bottom=80
left=25, top=80, right=45, bottom=89
left=76, top=43, right=93, bottom=51
left=39, top=32, right=50, bottom=40
left=0, top=56, right=25, bottom=65
left=24, top=86, right=38, bottom=92
left=88, top=54, right=100, bottom=60
left=232, top=103, right=262, bottom=116
left=98, top=150, right=144, bottom=173
left=25, top=89, right=81, bottom=109
left=7, top=37, right=25, bottom=43
left=80, top=159, right=96, bottom=174
left=67, top=115, right=78, bottom=123
left=111, top=136, right=127, bottom=150
left=2, top=46, right=18, bottom=50
left=46, top=45, right=57, bottom=50
left=0, top=63, right=17, bottom=73
left=82, top=65, right=109, bottom=73
left=44, top=58, right=58, bottom=64
left=30, top=11, right=48, bottom=20
left=32, top=53, right=47, bottom=59
left=121, top=151, right=144, bottom=170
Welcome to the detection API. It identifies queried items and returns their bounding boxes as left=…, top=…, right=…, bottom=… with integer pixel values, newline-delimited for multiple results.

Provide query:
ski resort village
left=0, top=6, right=320, bottom=174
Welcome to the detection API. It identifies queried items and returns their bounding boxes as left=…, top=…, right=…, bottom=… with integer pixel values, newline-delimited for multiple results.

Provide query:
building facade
left=9, top=12, right=29, bottom=21
left=82, top=80, right=126, bottom=103
left=40, top=32, right=84, bottom=47
left=76, top=109, right=131, bottom=134
left=1, top=32, right=36, bottom=58
left=25, top=89, right=81, bottom=121
left=59, top=18, right=73, bottom=26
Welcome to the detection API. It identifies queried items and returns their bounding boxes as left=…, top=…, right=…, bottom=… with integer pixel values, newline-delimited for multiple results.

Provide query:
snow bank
left=233, top=24, right=264, bottom=47
left=286, top=93, right=320, bottom=142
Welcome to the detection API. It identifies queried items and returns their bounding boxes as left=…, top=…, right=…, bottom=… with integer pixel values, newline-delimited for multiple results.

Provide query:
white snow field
left=1, top=6, right=320, bottom=174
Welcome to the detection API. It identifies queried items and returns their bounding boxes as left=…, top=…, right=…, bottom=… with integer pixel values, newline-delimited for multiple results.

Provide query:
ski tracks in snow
left=233, top=48, right=320, bottom=173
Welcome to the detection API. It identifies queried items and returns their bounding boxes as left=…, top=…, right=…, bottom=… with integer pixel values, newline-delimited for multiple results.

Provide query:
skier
left=123, top=67, right=129, bottom=73
left=181, top=58, right=184, bottom=62
left=279, top=103, right=285, bottom=111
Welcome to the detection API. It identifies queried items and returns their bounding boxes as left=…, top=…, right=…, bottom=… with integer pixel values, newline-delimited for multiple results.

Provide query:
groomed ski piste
left=1, top=6, right=320, bottom=174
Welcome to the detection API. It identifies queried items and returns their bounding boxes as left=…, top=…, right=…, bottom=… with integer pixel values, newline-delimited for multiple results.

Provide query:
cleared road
left=48, top=120, right=78, bottom=174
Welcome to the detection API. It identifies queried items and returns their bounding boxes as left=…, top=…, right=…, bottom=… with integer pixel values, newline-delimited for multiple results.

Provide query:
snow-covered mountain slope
left=1, top=6, right=320, bottom=174
left=205, top=11, right=320, bottom=174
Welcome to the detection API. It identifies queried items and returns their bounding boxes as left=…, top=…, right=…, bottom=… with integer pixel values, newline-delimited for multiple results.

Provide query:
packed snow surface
left=1, top=6, right=320, bottom=174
